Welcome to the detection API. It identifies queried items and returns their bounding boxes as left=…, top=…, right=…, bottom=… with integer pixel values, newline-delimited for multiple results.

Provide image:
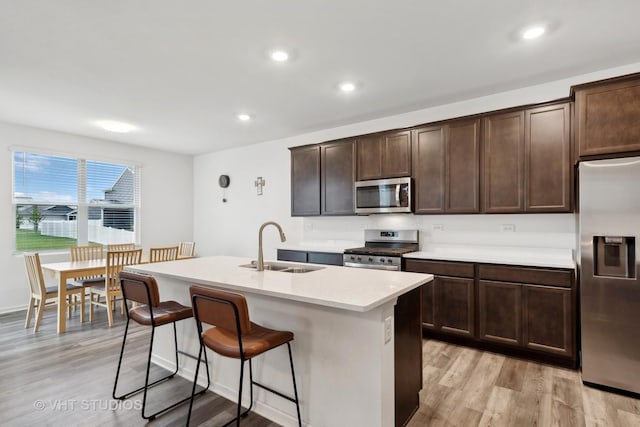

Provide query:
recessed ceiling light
left=237, top=113, right=252, bottom=122
left=339, top=82, right=356, bottom=93
left=95, top=120, right=136, bottom=133
left=522, top=26, right=545, bottom=40
left=270, top=50, right=289, bottom=62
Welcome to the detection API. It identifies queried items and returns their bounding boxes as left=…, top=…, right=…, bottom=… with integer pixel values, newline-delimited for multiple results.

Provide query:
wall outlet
left=384, top=316, right=392, bottom=344
left=500, top=224, right=516, bottom=232
left=432, top=224, right=444, bottom=232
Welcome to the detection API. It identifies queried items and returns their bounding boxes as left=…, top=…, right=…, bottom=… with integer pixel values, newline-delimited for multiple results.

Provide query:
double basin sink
left=239, top=261, right=324, bottom=274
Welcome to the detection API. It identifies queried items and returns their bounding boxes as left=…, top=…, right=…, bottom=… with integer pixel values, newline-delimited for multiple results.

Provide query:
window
left=13, top=150, right=140, bottom=252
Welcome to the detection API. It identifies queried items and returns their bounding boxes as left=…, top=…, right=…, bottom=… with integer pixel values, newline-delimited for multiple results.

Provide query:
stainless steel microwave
left=355, top=177, right=412, bottom=214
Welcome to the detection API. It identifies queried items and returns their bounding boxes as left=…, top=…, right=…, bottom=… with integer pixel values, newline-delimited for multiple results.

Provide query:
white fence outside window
left=28, top=220, right=134, bottom=245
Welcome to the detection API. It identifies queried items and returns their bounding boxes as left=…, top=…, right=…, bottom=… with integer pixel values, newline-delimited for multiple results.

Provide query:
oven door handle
left=344, top=262, right=400, bottom=271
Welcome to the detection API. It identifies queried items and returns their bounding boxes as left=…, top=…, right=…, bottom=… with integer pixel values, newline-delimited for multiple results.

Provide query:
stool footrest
left=252, top=380, right=298, bottom=404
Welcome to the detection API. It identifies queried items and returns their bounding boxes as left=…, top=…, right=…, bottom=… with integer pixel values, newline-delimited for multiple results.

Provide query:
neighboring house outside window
left=12, top=150, right=140, bottom=252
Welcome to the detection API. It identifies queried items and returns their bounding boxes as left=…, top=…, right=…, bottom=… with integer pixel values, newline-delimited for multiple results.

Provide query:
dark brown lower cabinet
left=406, top=258, right=577, bottom=367
left=277, top=249, right=343, bottom=266
left=478, top=280, right=522, bottom=345
left=523, top=284, right=573, bottom=356
left=405, top=259, right=475, bottom=337
left=434, top=276, right=475, bottom=337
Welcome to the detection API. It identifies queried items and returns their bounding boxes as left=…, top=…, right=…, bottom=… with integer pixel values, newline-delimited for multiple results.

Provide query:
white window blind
left=12, top=150, right=140, bottom=252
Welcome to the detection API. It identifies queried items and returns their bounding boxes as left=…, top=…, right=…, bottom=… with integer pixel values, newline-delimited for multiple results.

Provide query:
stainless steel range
left=343, top=229, right=419, bottom=271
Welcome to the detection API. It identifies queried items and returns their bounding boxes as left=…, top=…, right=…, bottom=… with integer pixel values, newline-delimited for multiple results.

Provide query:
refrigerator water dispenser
left=593, top=236, right=635, bottom=278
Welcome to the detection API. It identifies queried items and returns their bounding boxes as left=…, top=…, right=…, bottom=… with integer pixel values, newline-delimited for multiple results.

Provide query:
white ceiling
left=1, top=1, right=639, bottom=155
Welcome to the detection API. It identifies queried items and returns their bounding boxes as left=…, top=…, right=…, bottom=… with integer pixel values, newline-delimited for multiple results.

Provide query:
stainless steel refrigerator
left=580, top=156, right=640, bottom=394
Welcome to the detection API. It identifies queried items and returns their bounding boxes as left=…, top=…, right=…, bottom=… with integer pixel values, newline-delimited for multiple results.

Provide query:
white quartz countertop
left=126, top=255, right=432, bottom=312
left=404, top=245, right=575, bottom=269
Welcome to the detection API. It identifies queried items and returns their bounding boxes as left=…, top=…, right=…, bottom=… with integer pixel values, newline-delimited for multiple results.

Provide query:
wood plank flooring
left=0, top=308, right=277, bottom=427
left=408, top=339, right=640, bottom=427
left=2, top=307, right=640, bottom=426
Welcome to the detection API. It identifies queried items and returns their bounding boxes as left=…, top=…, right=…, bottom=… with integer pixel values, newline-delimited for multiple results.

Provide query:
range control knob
left=350, top=256, right=355, bottom=261
left=357, top=256, right=362, bottom=261
left=368, top=257, right=373, bottom=262
left=387, top=259, right=393, bottom=263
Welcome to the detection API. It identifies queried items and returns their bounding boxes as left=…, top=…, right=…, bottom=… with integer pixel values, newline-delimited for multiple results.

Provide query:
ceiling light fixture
left=270, top=50, right=289, bottom=62
left=339, top=82, right=356, bottom=93
left=237, top=113, right=252, bottom=122
left=522, top=25, right=545, bottom=40
left=95, top=120, right=136, bottom=133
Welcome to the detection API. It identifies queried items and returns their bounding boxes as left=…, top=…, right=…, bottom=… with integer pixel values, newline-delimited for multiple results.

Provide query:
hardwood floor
left=408, top=339, right=640, bottom=427
left=0, top=308, right=277, bottom=427
left=2, top=307, right=640, bottom=427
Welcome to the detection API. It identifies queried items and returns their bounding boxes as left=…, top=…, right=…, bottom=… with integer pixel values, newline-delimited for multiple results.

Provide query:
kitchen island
left=126, top=255, right=432, bottom=427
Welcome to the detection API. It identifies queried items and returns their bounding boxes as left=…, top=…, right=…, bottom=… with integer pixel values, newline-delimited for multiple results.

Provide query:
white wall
left=0, top=122, right=193, bottom=313
left=193, top=62, right=640, bottom=260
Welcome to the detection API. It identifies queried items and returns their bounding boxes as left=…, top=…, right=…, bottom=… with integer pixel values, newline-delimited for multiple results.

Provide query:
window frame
left=11, top=147, right=141, bottom=254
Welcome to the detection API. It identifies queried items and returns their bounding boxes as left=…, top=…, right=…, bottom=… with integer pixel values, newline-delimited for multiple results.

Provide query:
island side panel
left=149, top=275, right=397, bottom=427
left=394, top=286, right=423, bottom=427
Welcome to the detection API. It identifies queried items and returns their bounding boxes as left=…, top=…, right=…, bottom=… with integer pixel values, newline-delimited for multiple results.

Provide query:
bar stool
left=187, top=285, right=302, bottom=427
left=113, top=271, right=210, bottom=420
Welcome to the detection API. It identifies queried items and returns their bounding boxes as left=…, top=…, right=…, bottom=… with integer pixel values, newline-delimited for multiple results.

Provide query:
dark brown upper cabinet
left=482, top=111, right=525, bottom=213
left=356, top=130, right=411, bottom=181
left=447, top=120, right=480, bottom=213
left=482, top=103, right=572, bottom=214
left=574, top=74, right=640, bottom=158
left=412, top=119, right=480, bottom=214
left=321, top=140, right=355, bottom=215
left=412, top=125, right=445, bottom=213
left=290, top=145, right=321, bottom=216
left=525, top=103, right=572, bottom=212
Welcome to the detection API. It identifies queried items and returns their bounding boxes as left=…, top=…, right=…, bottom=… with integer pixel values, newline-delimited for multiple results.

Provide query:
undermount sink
left=239, top=261, right=324, bottom=274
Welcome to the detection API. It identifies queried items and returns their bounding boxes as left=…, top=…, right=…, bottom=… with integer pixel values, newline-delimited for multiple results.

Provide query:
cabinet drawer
left=405, top=259, right=474, bottom=278
left=307, top=251, right=343, bottom=266
left=277, top=249, right=308, bottom=263
left=478, top=265, right=573, bottom=288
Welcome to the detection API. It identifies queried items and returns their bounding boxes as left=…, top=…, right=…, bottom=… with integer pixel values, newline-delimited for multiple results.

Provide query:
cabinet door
left=482, top=111, right=525, bottom=213
left=321, top=140, right=355, bottom=215
left=277, top=249, right=308, bottom=263
left=412, top=126, right=445, bottom=213
left=478, top=280, right=522, bottom=346
left=356, top=134, right=383, bottom=181
left=446, top=119, right=480, bottom=213
left=434, top=276, right=475, bottom=337
left=525, top=103, right=572, bottom=212
left=421, top=279, right=435, bottom=329
left=523, top=285, right=573, bottom=356
left=307, top=251, right=343, bottom=266
left=290, top=146, right=320, bottom=216
left=576, top=77, right=640, bottom=157
left=382, top=130, right=412, bottom=178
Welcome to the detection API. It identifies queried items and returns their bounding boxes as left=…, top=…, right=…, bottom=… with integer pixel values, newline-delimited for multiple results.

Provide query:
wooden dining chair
left=107, top=243, right=136, bottom=252
left=24, top=253, right=85, bottom=332
left=89, top=249, right=142, bottom=327
left=178, top=241, right=195, bottom=258
left=149, top=246, right=179, bottom=263
left=70, top=244, right=105, bottom=284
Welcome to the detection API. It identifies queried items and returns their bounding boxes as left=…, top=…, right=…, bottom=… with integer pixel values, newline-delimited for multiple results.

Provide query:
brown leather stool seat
left=129, top=301, right=192, bottom=326
left=202, top=322, right=293, bottom=359
left=187, top=285, right=301, bottom=427
left=113, top=271, right=210, bottom=421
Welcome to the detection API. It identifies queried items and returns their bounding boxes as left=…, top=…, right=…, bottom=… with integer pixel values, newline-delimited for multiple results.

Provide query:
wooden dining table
left=41, top=255, right=194, bottom=334
left=41, top=259, right=107, bottom=334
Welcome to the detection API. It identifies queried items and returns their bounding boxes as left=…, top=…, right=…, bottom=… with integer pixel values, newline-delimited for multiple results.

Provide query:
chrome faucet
left=257, top=221, right=286, bottom=271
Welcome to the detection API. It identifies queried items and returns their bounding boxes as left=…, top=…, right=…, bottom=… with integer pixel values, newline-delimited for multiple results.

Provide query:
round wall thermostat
left=218, top=174, right=230, bottom=188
